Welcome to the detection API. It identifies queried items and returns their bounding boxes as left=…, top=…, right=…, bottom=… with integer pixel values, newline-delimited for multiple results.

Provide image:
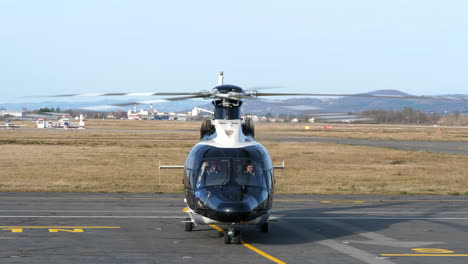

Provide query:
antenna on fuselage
left=218, top=71, right=224, bottom=85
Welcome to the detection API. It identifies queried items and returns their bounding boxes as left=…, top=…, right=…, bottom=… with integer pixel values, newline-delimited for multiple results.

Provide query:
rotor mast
left=218, top=71, right=224, bottom=85
left=213, top=72, right=243, bottom=120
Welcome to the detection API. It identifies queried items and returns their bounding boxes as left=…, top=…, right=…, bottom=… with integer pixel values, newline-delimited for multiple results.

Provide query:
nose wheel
left=223, top=225, right=241, bottom=244
left=184, top=218, right=194, bottom=231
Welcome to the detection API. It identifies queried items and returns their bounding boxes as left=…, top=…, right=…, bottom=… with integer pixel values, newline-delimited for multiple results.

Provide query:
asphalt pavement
left=279, top=136, right=468, bottom=155
left=1, top=193, right=468, bottom=263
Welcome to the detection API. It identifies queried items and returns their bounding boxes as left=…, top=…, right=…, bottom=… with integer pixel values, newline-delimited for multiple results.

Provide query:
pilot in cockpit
left=242, top=162, right=256, bottom=176
left=205, top=161, right=220, bottom=176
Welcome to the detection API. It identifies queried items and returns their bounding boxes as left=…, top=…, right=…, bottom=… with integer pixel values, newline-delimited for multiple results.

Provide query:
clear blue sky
left=1, top=0, right=467, bottom=103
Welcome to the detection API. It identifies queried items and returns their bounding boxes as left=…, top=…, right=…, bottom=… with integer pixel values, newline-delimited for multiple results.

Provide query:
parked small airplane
left=0, top=120, right=25, bottom=129
left=36, top=115, right=85, bottom=129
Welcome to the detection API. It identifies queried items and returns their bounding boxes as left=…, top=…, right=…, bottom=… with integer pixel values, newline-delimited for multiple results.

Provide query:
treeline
left=361, top=107, right=468, bottom=125
left=37, top=107, right=62, bottom=114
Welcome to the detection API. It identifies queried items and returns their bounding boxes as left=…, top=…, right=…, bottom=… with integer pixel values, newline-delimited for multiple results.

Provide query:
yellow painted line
left=381, top=254, right=468, bottom=257
left=0, top=226, right=120, bottom=229
left=412, top=248, right=453, bottom=253
left=210, top=224, right=286, bottom=264
left=49, top=229, right=83, bottom=233
left=6, top=229, right=22, bottom=233
left=183, top=207, right=188, bottom=212
left=209, top=224, right=223, bottom=232
left=242, top=242, right=286, bottom=264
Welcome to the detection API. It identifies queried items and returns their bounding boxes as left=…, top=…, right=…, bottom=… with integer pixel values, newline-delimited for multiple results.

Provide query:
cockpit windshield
left=196, top=159, right=265, bottom=189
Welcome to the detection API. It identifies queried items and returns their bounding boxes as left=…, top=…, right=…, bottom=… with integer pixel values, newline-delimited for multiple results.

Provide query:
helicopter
left=36, top=72, right=467, bottom=244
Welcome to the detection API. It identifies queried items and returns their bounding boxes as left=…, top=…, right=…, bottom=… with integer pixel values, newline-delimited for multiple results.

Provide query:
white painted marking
left=324, top=220, right=443, bottom=248
left=276, top=216, right=468, bottom=220
left=312, top=219, right=441, bottom=264
left=323, top=211, right=468, bottom=214
left=318, top=239, right=397, bottom=264
left=345, top=232, right=443, bottom=248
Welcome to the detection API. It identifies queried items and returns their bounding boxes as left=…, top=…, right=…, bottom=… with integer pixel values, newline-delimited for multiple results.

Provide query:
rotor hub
left=211, top=85, right=244, bottom=120
left=212, top=85, right=244, bottom=94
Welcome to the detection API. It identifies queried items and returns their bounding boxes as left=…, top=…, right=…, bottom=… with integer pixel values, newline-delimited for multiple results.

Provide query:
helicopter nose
left=217, top=202, right=251, bottom=213
left=210, top=200, right=259, bottom=222
left=203, top=195, right=263, bottom=222
left=217, top=195, right=258, bottom=213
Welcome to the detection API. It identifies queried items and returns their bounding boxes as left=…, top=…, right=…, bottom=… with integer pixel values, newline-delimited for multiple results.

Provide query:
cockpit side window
left=233, top=160, right=266, bottom=188
left=196, top=159, right=229, bottom=188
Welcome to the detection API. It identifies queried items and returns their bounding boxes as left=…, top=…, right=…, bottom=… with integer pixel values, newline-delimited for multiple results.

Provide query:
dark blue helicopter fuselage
left=184, top=142, right=274, bottom=224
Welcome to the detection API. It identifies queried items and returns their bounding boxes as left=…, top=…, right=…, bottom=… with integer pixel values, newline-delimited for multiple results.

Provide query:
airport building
left=127, top=104, right=156, bottom=120
left=0, top=108, right=24, bottom=117
left=126, top=105, right=214, bottom=120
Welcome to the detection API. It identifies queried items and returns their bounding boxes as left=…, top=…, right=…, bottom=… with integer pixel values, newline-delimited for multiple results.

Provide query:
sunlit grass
left=0, top=120, right=467, bottom=194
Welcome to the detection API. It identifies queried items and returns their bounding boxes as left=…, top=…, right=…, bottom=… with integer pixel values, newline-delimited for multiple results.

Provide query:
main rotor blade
left=254, top=92, right=468, bottom=101
left=114, top=95, right=208, bottom=107
left=41, top=112, right=73, bottom=116
left=23, top=92, right=209, bottom=98
left=80, top=94, right=208, bottom=110
left=163, top=94, right=211, bottom=101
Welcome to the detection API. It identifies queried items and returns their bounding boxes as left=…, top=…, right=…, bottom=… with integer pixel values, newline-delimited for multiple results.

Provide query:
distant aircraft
left=0, top=120, right=25, bottom=129
left=36, top=115, right=85, bottom=129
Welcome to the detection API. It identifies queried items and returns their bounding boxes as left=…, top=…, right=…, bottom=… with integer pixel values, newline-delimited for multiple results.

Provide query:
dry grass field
left=256, top=123, right=468, bottom=142
left=0, top=120, right=467, bottom=195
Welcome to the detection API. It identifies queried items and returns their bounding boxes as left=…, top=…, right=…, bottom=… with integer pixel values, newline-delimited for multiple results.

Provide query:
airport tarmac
left=279, top=136, right=468, bottom=155
left=0, top=193, right=468, bottom=263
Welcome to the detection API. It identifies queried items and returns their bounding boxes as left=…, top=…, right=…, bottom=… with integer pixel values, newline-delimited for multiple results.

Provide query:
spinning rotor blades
left=25, top=86, right=468, bottom=111
left=254, top=92, right=468, bottom=101
left=25, top=92, right=210, bottom=98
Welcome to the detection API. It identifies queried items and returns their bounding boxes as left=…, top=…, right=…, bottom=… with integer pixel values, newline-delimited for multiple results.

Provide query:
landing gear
left=184, top=218, right=193, bottom=232
left=223, top=231, right=230, bottom=244
left=231, top=231, right=241, bottom=244
left=223, top=225, right=241, bottom=244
